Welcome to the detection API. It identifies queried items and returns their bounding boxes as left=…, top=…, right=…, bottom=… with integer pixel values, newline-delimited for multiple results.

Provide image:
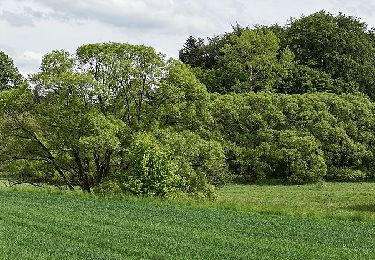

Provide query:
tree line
left=1, top=10, right=374, bottom=197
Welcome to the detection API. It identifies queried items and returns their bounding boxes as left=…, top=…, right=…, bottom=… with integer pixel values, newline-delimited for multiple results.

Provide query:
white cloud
left=0, top=10, right=35, bottom=26
left=17, top=51, right=43, bottom=75
left=11, top=0, right=216, bottom=34
left=1, top=0, right=375, bottom=74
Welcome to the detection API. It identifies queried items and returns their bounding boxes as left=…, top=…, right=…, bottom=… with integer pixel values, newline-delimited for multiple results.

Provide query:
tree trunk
left=93, top=149, right=113, bottom=187
left=72, top=149, right=91, bottom=193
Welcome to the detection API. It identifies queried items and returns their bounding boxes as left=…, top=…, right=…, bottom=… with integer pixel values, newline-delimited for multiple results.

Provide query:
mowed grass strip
left=0, top=190, right=374, bottom=260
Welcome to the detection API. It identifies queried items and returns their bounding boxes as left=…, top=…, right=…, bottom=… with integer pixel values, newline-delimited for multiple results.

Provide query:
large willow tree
left=0, top=44, right=165, bottom=192
left=0, top=43, right=221, bottom=194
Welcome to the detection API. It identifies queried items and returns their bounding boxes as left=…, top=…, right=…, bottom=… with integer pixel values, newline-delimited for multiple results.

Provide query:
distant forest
left=1, top=10, right=375, bottom=196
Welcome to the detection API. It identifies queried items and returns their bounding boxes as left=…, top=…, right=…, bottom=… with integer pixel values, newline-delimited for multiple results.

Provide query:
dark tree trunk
left=93, top=149, right=113, bottom=187
left=72, top=149, right=91, bottom=193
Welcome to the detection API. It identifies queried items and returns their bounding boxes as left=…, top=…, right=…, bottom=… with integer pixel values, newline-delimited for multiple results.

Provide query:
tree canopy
left=1, top=11, right=375, bottom=197
left=0, top=51, right=23, bottom=91
left=180, top=11, right=375, bottom=98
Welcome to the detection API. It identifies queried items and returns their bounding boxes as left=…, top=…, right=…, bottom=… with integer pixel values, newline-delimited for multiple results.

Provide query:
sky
left=1, top=0, right=375, bottom=75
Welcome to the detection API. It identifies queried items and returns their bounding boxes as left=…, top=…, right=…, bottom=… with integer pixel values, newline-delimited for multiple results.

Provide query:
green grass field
left=213, top=182, right=375, bottom=221
left=0, top=182, right=374, bottom=259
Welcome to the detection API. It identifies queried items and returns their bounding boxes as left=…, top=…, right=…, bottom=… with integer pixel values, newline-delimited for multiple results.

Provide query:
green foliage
left=0, top=51, right=23, bottom=92
left=182, top=28, right=281, bottom=93
left=228, top=130, right=326, bottom=184
left=178, top=36, right=207, bottom=68
left=286, top=11, right=374, bottom=69
left=327, top=167, right=367, bottom=182
left=4, top=10, right=375, bottom=195
left=284, top=11, right=375, bottom=98
left=180, top=11, right=375, bottom=98
left=211, top=92, right=375, bottom=183
left=1, top=44, right=227, bottom=195
left=216, top=29, right=280, bottom=92
left=1, top=50, right=125, bottom=192
left=152, top=129, right=229, bottom=187
left=76, top=42, right=165, bottom=129
left=122, top=132, right=181, bottom=197
left=276, top=63, right=337, bottom=94
left=153, top=60, right=212, bottom=132
left=179, top=24, right=244, bottom=70
left=256, top=130, right=327, bottom=183
left=120, top=129, right=227, bottom=198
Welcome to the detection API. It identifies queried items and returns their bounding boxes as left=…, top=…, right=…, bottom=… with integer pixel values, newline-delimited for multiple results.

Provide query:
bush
left=232, top=130, right=327, bottom=184
left=210, top=92, right=375, bottom=183
left=120, top=129, right=228, bottom=198
left=274, top=130, right=327, bottom=183
left=121, top=132, right=183, bottom=197
left=327, top=167, right=367, bottom=182
left=154, top=129, right=229, bottom=185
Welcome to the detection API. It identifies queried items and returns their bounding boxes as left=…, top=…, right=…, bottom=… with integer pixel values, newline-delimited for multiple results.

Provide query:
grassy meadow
left=214, top=182, right=375, bottom=221
left=0, top=181, right=374, bottom=259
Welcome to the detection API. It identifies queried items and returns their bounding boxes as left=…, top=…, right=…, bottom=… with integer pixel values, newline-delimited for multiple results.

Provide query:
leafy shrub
left=231, top=130, right=326, bottom=184
left=121, top=132, right=182, bottom=197
left=327, top=167, right=367, bottom=182
left=274, top=130, right=327, bottom=183
left=152, top=128, right=229, bottom=192
left=211, top=92, right=375, bottom=183
left=120, top=129, right=228, bottom=197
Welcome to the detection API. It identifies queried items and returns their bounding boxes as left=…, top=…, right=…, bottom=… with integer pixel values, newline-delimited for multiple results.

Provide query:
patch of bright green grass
left=0, top=186, right=374, bottom=259
left=208, top=182, right=375, bottom=221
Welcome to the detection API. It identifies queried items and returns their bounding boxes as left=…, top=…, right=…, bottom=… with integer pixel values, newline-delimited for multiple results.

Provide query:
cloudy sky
left=1, top=0, right=375, bottom=75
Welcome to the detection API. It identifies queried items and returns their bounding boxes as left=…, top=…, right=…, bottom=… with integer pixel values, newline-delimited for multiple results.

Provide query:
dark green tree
left=0, top=51, right=23, bottom=91
left=1, top=51, right=124, bottom=192
left=286, top=11, right=375, bottom=97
